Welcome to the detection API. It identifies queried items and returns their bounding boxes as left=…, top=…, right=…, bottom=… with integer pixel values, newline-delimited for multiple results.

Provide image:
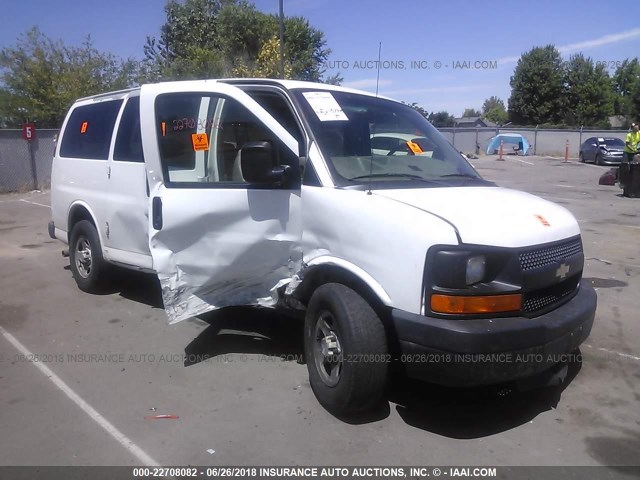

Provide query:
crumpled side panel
left=150, top=187, right=301, bottom=324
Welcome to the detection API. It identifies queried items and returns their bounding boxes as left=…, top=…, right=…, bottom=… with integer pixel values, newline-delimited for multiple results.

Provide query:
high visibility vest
left=624, top=131, right=640, bottom=153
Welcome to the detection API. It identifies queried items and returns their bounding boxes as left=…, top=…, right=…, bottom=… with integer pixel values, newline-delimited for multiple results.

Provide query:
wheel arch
left=293, top=258, right=401, bottom=354
left=295, top=258, right=392, bottom=309
left=67, top=201, right=104, bottom=246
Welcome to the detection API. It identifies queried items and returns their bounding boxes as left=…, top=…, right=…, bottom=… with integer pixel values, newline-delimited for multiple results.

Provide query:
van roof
left=76, top=87, right=140, bottom=103
left=74, top=78, right=392, bottom=103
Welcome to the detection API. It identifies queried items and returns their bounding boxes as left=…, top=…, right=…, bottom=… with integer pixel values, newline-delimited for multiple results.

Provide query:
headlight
left=466, top=256, right=486, bottom=285
left=425, top=246, right=521, bottom=316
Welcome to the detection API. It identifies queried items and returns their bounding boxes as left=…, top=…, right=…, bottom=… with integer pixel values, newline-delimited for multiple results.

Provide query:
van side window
left=60, top=100, right=123, bottom=160
left=114, top=97, right=144, bottom=162
left=155, top=93, right=297, bottom=186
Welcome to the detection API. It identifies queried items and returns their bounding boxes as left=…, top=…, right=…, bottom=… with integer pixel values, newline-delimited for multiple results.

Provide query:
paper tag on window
left=302, top=92, right=349, bottom=121
left=191, top=133, right=209, bottom=151
left=406, top=141, right=423, bottom=154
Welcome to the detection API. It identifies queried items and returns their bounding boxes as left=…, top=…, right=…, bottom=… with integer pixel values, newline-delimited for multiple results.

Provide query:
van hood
left=373, top=187, right=580, bottom=248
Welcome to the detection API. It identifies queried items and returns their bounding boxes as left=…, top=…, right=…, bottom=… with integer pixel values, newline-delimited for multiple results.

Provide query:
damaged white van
left=50, top=79, right=597, bottom=415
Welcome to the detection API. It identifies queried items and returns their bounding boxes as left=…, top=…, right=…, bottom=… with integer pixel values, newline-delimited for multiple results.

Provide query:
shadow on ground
left=390, top=358, right=582, bottom=438
left=102, top=270, right=585, bottom=439
left=184, top=307, right=304, bottom=367
left=182, top=302, right=584, bottom=438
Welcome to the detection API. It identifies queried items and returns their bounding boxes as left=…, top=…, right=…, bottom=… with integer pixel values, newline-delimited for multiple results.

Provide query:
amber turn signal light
left=431, top=293, right=522, bottom=314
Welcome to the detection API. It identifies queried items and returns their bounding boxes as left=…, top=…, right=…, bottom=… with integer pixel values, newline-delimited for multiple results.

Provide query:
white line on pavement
left=583, top=344, right=640, bottom=362
left=515, top=158, right=534, bottom=165
left=19, top=199, right=50, bottom=208
left=0, top=325, right=160, bottom=466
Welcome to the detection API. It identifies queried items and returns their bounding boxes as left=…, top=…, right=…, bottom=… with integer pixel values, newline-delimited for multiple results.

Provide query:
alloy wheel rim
left=313, top=311, right=343, bottom=387
left=75, top=236, right=92, bottom=278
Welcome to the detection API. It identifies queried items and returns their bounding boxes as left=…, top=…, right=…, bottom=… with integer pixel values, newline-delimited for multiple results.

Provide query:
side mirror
left=240, top=141, right=291, bottom=186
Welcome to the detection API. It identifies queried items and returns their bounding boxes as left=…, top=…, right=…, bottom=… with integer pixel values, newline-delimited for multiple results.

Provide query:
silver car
left=579, top=137, right=625, bottom=165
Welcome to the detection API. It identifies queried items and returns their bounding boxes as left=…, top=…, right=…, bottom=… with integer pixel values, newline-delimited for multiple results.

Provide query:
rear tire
left=304, top=283, right=388, bottom=416
left=69, top=220, right=110, bottom=293
left=579, top=152, right=584, bottom=163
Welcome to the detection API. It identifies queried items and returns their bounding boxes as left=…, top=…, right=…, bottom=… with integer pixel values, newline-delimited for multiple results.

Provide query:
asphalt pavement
left=0, top=155, right=638, bottom=473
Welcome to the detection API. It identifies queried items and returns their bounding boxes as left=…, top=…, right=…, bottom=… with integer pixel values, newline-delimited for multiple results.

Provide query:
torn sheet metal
left=150, top=186, right=301, bottom=324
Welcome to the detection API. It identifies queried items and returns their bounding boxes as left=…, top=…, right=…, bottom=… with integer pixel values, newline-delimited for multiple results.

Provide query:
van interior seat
left=232, top=149, right=245, bottom=182
left=221, top=141, right=238, bottom=180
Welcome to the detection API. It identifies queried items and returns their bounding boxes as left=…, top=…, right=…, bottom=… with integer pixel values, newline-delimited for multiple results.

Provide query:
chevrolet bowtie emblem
left=556, top=263, right=570, bottom=279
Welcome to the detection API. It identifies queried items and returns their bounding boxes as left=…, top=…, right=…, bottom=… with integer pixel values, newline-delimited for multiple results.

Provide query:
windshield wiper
left=437, top=173, right=481, bottom=179
left=348, top=173, right=433, bottom=182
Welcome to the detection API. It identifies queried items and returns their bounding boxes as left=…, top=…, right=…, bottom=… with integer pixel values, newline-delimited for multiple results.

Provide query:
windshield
left=293, top=89, right=487, bottom=188
left=602, top=138, right=624, bottom=147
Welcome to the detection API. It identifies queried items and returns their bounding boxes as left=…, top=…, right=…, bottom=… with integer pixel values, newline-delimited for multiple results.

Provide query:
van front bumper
left=391, top=282, right=596, bottom=386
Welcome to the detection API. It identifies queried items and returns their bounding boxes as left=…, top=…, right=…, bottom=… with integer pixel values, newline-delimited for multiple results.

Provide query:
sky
left=1, top=0, right=639, bottom=117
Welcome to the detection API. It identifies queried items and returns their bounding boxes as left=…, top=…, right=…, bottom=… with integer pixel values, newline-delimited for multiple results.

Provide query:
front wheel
left=595, top=153, right=603, bottom=165
left=304, top=283, right=388, bottom=416
left=69, top=220, right=110, bottom=293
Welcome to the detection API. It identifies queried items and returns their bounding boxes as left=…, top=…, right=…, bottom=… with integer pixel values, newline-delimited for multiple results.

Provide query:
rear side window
left=114, top=97, right=144, bottom=162
left=60, top=100, right=123, bottom=160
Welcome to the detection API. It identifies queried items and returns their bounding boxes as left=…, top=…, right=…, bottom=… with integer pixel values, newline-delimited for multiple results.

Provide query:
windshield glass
left=603, top=138, right=624, bottom=147
left=293, top=89, right=487, bottom=187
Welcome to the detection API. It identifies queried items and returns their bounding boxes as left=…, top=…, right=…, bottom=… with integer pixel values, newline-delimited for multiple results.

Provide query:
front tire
left=69, top=220, right=110, bottom=293
left=304, top=283, right=388, bottom=416
left=595, top=153, right=603, bottom=165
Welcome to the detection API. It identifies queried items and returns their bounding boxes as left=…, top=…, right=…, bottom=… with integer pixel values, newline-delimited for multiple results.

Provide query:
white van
left=50, top=79, right=597, bottom=415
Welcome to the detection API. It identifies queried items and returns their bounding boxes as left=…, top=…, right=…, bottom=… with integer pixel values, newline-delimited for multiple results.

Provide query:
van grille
left=519, top=237, right=583, bottom=271
left=523, top=275, right=581, bottom=313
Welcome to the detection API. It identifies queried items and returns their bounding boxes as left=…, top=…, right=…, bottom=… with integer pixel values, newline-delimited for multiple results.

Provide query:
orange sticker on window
left=406, top=141, right=423, bottom=154
left=80, top=122, right=88, bottom=134
left=191, top=133, right=209, bottom=151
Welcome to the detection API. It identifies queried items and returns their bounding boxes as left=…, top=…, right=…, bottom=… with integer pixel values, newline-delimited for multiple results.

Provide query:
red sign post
left=22, top=123, right=38, bottom=189
left=22, top=123, right=36, bottom=141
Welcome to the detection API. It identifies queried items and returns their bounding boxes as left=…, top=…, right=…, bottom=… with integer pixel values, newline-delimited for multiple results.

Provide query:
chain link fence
left=0, top=129, right=57, bottom=193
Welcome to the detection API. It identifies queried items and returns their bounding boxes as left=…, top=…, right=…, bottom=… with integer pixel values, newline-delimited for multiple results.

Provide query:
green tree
left=481, top=96, right=508, bottom=123
left=0, top=28, right=138, bottom=128
left=508, top=45, right=566, bottom=125
left=144, top=0, right=332, bottom=82
left=322, top=73, right=343, bottom=85
left=407, top=102, right=429, bottom=118
left=142, top=0, right=227, bottom=81
left=612, top=58, right=640, bottom=121
left=428, top=111, right=456, bottom=127
left=216, top=1, right=274, bottom=73
left=232, top=36, right=293, bottom=78
left=482, top=96, right=505, bottom=114
left=279, top=15, right=330, bottom=81
left=485, top=106, right=508, bottom=125
left=462, top=108, right=481, bottom=118
left=563, top=54, right=613, bottom=127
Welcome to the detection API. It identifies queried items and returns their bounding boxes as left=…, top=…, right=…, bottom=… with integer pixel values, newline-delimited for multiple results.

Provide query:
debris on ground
left=144, top=414, right=180, bottom=420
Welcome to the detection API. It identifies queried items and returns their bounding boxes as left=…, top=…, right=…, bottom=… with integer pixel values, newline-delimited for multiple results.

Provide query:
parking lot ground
left=0, top=157, right=639, bottom=472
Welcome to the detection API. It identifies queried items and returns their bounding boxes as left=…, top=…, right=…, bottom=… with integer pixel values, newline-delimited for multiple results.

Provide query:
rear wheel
left=304, top=283, right=388, bottom=416
left=579, top=152, right=585, bottom=163
left=69, top=220, right=110, bottom=293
